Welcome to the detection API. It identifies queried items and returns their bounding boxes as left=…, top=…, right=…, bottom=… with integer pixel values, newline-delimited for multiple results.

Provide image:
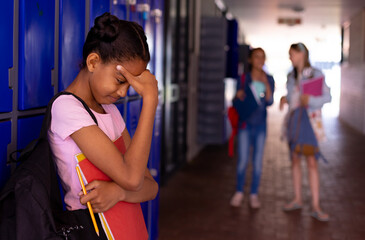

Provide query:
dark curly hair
left=81, top=12, right=150, bottom=68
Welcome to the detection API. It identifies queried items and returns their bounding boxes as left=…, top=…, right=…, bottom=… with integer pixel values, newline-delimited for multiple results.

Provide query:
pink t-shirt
left=48, top=95, right=125, bottom=210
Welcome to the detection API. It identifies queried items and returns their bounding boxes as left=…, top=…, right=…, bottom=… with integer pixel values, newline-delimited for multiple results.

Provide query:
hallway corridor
left=159, top=105, right=365, bottom=240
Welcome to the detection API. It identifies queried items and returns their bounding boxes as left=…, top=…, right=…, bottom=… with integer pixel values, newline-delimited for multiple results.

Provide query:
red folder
left=300, top=76, right=324, bottom=96
left=75, top=136, right=148, bottom=240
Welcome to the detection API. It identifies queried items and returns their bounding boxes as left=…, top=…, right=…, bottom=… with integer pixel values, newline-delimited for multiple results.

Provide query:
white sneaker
left=230, top=192, right=244, bottom=207
left=250, top=194, right=261, bottom=209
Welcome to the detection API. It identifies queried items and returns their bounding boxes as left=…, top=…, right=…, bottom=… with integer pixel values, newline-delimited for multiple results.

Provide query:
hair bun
left=93, top=12, right=119, bottom=42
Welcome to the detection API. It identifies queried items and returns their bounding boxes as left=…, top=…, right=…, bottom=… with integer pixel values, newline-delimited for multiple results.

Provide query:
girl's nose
left=116, top=84, right=129, bottom=98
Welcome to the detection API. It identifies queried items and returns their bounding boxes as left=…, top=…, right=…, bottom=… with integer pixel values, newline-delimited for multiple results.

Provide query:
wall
left=340, top=9, right=365, bottom=133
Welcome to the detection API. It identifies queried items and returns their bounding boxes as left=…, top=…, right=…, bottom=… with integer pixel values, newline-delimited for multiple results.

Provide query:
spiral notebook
left=75, top=136, right=148, bottom=240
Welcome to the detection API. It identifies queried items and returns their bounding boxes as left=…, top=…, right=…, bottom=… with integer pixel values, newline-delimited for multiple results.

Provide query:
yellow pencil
left=76, top=166, right=100, bottom=237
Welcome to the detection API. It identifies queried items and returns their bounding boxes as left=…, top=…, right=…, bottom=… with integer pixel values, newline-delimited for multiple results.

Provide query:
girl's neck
left=66, top=70, right=105, bottom=114
left=251, top=68, right=263, bottom=79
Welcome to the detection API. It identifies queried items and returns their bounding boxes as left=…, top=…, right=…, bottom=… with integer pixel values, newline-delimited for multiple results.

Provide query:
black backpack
left=0, top=91, right=107, bottom=240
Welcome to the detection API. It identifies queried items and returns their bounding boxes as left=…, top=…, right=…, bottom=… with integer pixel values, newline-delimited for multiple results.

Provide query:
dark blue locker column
left=0, top=121, right=11, bottom=190
left=18, top=0, right=55, bottom=110
left=114, top=101, right=125, bottom=119
left=0, top=0, right=13, bottom=112
left=127, top=0, right=149, bottom=96
left=59, top=0, right=85, bottom=91
left=111, top=0, right=127, bottom=20
left=90, top=0, right=110, bottom=27
left=148, top=96, right=162, bottom=240
left=125, top=99, right=142, bottom=137
left=17, top=115, right=44, bottom=150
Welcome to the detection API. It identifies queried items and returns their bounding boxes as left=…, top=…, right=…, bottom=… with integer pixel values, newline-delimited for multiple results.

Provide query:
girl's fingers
left=116, top=65, right=135, bottom=85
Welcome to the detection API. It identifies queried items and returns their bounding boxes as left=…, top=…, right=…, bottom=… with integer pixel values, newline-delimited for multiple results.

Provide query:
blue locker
left=111, top=0, right=127, bottom=20
left=17, top=115, right=44, bottom=150
left=90, top=0, right=110, bottom=27
left=114, top=102, right=125, bottom=119
left=0, top=0, right=13, bottom=112
left=146, top=1, right=163, bottom=239
left=125, top=99, right=142, bottom=137
left=127, top=0, right=147, bottom=96
left=59, top=0, right=85, bottom=91
left=151, top=0, right=164, bottom=91
left=139, top=100, right=162, bottom=240
left=148, top=100, right=162, bottom=240
left=18, top=0, right=55, bottom=110
left=0, top=121, right=11, bottom=191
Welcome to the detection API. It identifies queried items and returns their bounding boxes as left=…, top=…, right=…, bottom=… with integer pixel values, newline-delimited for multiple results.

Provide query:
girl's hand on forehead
left=116, top=65, right=158, bottom=100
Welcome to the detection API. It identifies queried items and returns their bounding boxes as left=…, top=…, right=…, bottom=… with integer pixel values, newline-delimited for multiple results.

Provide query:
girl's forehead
left=114, top=59, right=147, bottom=76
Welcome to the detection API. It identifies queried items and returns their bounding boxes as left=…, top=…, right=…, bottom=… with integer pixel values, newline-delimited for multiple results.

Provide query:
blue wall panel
left=127, top=0, right=146, bottom=96
left=0, top=121, right=11, bottom=191
left=18, top=0, right=55, bottom=110
left=0, top=0, right=14, bottom=113
left=59, top=0, right=85, bottom=91
left=114, top=102, right=125, bottom=119
left=90, top=0, right=110, bottom=27
left=111, top=0, right=127, bottom=20
left=17, top=115, right=44, bottom=150
left=125, top=99, right=141, bottom=137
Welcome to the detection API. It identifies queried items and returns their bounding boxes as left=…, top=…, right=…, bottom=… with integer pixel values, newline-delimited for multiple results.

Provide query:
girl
left=48, top=12, right=158, bottom=236
left=280, top=43, right=331, bottom=221
left=230, top=48, right=275, bottom=208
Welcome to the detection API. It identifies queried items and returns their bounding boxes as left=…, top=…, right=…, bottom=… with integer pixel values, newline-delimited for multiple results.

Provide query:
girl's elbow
left=124, top=176, right=145, bottom=191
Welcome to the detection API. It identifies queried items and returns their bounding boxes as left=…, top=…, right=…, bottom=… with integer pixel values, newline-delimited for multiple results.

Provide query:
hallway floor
left=158, top=106, right=365, bottom=240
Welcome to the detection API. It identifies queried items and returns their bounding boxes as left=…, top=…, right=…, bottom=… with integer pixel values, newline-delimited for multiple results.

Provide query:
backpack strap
left=39, top=91, right=98, bottom=139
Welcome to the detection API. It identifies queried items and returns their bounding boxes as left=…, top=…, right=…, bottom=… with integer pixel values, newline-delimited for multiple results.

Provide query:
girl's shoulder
left=52, top=94, right=86, bottom=113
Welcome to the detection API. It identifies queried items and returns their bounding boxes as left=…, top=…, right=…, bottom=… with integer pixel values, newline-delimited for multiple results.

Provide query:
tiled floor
left=158, top=106, right=365, bottom=240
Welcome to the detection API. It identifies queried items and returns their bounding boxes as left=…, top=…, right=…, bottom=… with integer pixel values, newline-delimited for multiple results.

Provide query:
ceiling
left=221, top=0, right=365, bottom=79
left=223, top=0, right=365, bottom=43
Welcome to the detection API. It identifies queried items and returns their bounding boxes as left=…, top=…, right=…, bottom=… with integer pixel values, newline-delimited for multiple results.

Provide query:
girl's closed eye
left=116, top=78, right=126, bottom=84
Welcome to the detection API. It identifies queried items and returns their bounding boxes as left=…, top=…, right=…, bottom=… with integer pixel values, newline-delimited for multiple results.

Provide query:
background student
left=230, top=48, right=275, bottom=208
left=280, top=42, right=331, bottom=221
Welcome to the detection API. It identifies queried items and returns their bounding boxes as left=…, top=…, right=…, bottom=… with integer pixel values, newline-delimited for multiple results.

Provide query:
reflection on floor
left=159, top=105, right=365, bottom=240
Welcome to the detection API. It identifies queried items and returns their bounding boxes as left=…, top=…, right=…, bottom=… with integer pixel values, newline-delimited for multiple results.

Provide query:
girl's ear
left=86, top=53, right=101, bottom=72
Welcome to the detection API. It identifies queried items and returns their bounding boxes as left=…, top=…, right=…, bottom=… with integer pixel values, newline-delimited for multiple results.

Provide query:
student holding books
left=48, top=13, right=158, bottom=238
left=279, top=43, right=331, bottom=222
left=230, top=48, right=275, bottom=208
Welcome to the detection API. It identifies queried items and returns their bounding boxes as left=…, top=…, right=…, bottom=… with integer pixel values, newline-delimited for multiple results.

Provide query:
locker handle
left=149, top=168, right=158, bottom=177
left=169, top=84, right=179, bottom=102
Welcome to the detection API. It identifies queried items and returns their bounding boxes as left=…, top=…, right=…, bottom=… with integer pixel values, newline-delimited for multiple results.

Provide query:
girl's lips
left=109, top=96, right=120, bottom=102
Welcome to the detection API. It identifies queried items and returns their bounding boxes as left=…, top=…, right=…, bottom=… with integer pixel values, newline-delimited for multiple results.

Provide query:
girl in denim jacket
left=280, top=43, right=331, bottom=221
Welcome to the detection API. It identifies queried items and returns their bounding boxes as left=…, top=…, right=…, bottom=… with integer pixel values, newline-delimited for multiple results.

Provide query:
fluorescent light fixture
left=215, top=0, right=227, bottom=12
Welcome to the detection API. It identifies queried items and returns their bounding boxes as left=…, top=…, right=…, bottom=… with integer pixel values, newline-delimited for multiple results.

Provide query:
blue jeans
left=236, top=124, right=266, bottom=194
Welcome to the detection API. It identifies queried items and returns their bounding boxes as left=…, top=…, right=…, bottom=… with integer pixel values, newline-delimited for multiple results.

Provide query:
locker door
left=197, top=17, right=227, bottom=144
left=17, top=115, right=44, bottom=150
left=0, top=0, right=13, bottom=113
left=114, top=102, right=125, bottom=119
left=125, top=99, right=142, bottom=137
left=90, top=0, right=110, bottom=27
left=59, top=0, right=85, bottom=91
left=147, top=96, right=162, bottom=240
left=162, top=0, right=188, bottom=181
left=18, top=0, right=55, bottom=110
left=111, top=0, right=127, bottom=20
left=127, top=0, right=146, bottom=96
left=0, top=121, right=11, bottom=190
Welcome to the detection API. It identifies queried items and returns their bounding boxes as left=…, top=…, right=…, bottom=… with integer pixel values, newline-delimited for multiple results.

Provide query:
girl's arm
left=71, top=67, right=158, bottom=192
left=79, top=125, right=158, bottom=213
left=80, top=169, right=158, bottom=213
left=264, top=74, right=274, bottom=106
